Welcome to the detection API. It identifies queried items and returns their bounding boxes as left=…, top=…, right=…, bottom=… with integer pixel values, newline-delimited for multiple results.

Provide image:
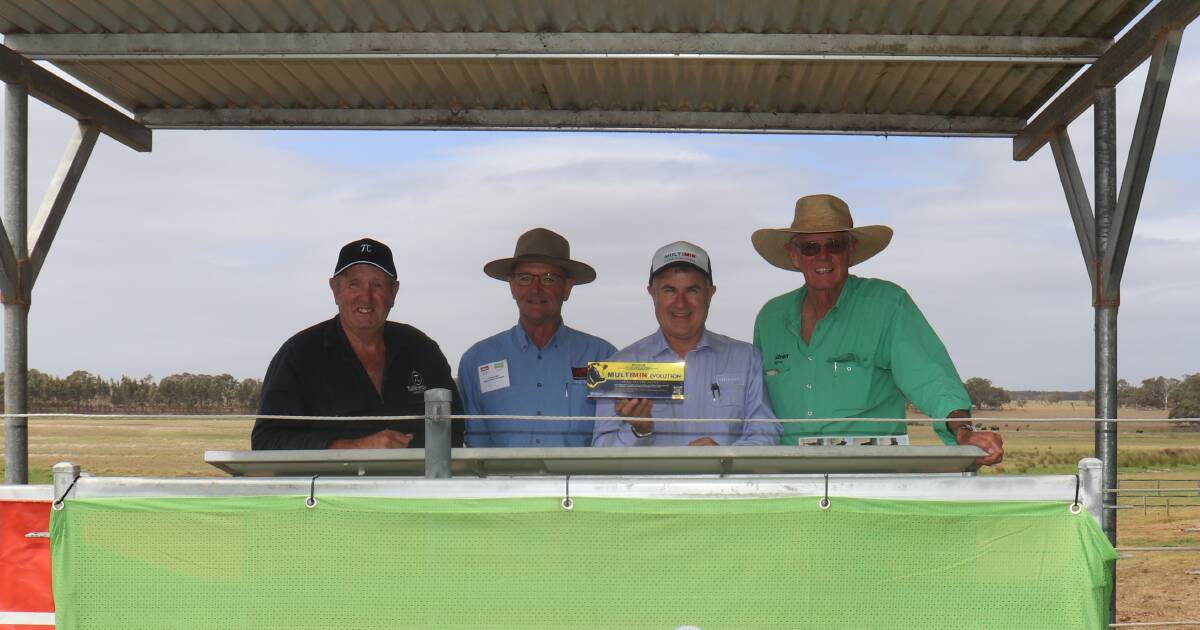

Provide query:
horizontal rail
left=8, top=412, right=1200, bottom=424
left=1114, top=547, right=1200, bottom=552
left=1111, top=622, right=1200, bottom=628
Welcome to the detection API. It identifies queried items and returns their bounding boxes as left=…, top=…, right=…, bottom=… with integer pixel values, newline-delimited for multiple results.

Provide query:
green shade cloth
left=52, top=495, right=1114, bottom=629
left=754, top=276, right=972, bottom=444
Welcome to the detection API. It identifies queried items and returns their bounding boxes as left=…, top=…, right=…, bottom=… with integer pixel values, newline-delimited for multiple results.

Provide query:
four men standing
left=253, top=208, right=1002, bottom=465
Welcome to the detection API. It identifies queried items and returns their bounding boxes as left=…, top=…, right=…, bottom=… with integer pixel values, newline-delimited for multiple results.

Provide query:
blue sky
left=6, top=45, right=1199, bottom=392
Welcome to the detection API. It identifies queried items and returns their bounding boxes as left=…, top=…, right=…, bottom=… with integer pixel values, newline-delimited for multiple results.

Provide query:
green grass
left=0, top=464, right=52, bottom=484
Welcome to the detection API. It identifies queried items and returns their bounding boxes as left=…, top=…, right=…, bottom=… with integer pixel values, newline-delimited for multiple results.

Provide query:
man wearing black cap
left=252, top=238, right=464, bottom=450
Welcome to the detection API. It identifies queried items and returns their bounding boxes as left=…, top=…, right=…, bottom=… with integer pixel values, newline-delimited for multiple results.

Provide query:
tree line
left=963, top=374, right=1200, bottom=424
left=2, top=368, right=1197, bottom=420
left=0, top=370, right=261, bottom=413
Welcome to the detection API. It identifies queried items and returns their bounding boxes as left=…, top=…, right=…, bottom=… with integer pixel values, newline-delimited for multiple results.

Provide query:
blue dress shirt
left=459, top=323, right=616, bottom=447
left=593, top=329, right=781, bottom=446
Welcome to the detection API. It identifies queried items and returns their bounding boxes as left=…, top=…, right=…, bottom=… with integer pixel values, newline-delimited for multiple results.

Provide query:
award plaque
left=586, top=361, right=685, bottom=400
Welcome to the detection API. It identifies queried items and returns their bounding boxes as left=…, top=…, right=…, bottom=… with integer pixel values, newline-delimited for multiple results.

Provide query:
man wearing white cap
left=593, top=242, right=780, bottom=447
left=253, top=237, right=464, bottom=450
left=458, top=228, right=616, bottom=447
left=751, top=195, right=1003, bottom=464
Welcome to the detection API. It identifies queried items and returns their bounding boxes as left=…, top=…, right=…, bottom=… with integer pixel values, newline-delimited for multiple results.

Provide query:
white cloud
left=4, top=45, right=1199, bottom=393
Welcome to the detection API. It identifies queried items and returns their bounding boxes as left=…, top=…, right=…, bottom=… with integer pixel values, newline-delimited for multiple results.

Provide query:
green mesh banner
left=51, top=495, right=1114, bottom=629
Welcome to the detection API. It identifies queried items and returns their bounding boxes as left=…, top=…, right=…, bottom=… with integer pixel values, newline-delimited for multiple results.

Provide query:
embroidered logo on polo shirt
left=407, top=371, right=427, bottom=394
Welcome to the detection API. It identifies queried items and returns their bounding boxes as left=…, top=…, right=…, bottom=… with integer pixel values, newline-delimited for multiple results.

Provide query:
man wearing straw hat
left=253, top=237, right=465, bottom=450
left=593, top=241, right=780, bottom=447
left=751, top=195, right=1003, bottom=464
left=458, top=228, right=616, bottom=447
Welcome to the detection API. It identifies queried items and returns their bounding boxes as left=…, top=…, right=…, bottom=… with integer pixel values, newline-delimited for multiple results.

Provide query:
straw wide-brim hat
left=484, top=227, right=597, bottom=284
left=752, top=194, right=894, bottom=271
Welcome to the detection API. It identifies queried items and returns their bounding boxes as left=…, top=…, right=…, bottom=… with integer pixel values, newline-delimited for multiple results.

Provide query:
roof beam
left=1013, top=0, right=1200, bottom=161
left=7, top=32, right=1108, bottom=63
left=139, top=108, right=1024, bottom=137
left=0, top=44, right=151, bottom=152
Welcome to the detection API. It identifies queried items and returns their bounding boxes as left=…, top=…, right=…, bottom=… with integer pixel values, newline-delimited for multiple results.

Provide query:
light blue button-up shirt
left=593, top=329, right=781, bottom=446
left=459, top=323, right=616, bottom=447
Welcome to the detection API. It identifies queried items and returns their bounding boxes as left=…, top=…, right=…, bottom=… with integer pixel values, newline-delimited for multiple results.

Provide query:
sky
left=4, top=43, right=1198, bottom=391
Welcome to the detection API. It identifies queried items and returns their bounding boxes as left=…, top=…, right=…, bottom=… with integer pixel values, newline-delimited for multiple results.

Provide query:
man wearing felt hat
left=458, top=228, right=616, bottom=447
left=252, top=237, right=464, bottom=450
left=752, top=194, right=1003, bottom=465
left=592, top=241, right=780, bottom=447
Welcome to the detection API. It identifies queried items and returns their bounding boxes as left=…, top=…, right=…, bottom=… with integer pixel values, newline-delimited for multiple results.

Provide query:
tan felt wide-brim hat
left=752, top=194, right=894, bottom=271
left=484, top=227, right=597, bottom=284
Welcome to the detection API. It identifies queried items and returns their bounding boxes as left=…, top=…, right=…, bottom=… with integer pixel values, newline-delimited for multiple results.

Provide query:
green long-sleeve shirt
left=752, top=275, right=969, bottom=445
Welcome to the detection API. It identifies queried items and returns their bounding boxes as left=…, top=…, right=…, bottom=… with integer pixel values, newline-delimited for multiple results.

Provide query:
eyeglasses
left=511, top=272, right=565, bottom=286
left=790, top=237, right=851, bottom=257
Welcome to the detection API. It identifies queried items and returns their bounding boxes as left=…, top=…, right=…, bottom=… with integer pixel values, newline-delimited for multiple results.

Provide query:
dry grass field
left=3, top=401, right=1198, bottom=625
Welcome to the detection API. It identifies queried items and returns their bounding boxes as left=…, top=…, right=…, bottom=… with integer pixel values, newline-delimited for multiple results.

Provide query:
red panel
left=0, top=500, right=54, bottom=617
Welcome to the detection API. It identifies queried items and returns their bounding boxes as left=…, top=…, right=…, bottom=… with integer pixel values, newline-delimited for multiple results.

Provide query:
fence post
left=52, top=461, right=81, bottom=503
left=423, top=388, right=452, bottom=479
left=1078, top=458, right=1104, bottom=526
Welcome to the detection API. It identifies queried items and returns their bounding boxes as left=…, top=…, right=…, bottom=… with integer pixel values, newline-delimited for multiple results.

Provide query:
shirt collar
left=510, top=321, right=566, bottom=352
left=650, top=327, right=711, bottom=359
left=323, top=316, right=405, bottom=362
left=788, top=275, right=860, bottom=330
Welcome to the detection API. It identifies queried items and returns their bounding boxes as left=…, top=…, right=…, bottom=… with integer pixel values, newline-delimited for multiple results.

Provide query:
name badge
left=478, top=360, right=511, bottom=394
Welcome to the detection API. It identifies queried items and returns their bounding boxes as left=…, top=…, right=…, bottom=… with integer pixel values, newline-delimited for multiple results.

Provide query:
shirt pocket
left=713, top=373, right=746, bottom=416
left=763, top=363, right=792, bottom=404
left=567, top=378, right=590, bottom=401
left=829, top=357, right=876, bottom=415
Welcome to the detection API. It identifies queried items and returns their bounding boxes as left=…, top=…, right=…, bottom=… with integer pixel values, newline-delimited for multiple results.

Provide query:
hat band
left=786, top=224, right=854, bottom=232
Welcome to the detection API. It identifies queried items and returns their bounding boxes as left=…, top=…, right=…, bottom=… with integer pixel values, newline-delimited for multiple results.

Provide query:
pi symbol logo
left=360, top=243, right=373, bottom=253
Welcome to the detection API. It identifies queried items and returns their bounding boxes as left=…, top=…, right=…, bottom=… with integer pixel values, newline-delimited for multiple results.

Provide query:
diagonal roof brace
left=0, top=44, right=151, bottom=152
left=1013, top=0, right=1200, bottom=161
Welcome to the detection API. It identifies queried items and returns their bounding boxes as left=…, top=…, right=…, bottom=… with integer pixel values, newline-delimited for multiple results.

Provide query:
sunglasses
left=790, top=237, right=851, bottom=257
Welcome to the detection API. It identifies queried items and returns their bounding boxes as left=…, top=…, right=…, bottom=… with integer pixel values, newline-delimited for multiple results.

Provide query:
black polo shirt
left=252, top=316, right=464, bottom=450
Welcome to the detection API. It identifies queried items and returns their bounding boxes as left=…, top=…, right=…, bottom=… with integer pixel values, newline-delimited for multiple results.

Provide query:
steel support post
left=423, top=388, right=452, bottom=479
left=1092, top=85, right=1119, bottom=622
left=3, top=83, right=28, bottom=485
left=1093, top=87, right=1119, bottom=540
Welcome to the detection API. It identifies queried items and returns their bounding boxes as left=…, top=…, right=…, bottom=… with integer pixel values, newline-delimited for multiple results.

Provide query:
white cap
left=649, top=241, right=712, bottom=282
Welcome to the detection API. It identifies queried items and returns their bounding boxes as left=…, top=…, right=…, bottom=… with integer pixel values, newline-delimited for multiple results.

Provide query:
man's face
left=785, top=231, right=855, bottom=292
left=329, top=264, right=398, bottom=336
left=509, top=261, right=573, bottom=327
left=648, top=266, right=715, bottom=349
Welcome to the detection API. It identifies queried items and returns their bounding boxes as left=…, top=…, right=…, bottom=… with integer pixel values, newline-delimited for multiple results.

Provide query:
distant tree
left=963, top=377, right=1011, bottom=410
left=1169, top=373, right=1200, bottom=427
left=1117, top=379, right=1139, bottom=407
left=1136, top=376, right=1179, bottom=410
left=1043, top=391, right=1063, bottom=404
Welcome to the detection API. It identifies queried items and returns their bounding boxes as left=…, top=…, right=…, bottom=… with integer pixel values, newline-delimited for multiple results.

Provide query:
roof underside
left=0, top=0, right=1155, bottom=136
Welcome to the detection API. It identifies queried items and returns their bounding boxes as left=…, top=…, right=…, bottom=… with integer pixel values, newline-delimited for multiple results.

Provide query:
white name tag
left=478, top=359, right=511, bottom=394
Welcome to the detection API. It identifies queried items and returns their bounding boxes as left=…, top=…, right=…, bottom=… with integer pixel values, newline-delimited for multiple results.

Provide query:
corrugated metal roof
left=0, top=0, right=1145, bottom=37
left=0, top=0, right=1155, bottom=135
